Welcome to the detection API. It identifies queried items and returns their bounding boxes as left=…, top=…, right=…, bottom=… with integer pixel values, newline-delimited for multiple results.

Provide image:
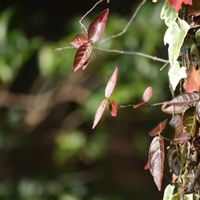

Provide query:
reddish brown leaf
left=109, top=100, right=117, bottom=117
left=92, top=99, right=108, bottom=129
left=148, top=136, right=165, bottom=191
left=149, top=119, right=168, bottom=137
left=70, top=34, right=89, bottom=48
left=88, top=8, right=109, bottom=43
left=168, top=0, right=192, bottom=12
left=183, top=65, right=200, bottom=93
left=161, top=93, right=199, bottom=114
left=105, top=67, right=118, bottom=98
left=144, top=162, right=150, bottom=170
left=143, top=86, right=153, bottom=102
left=73, top=43, right=92, bottom=72
left=172, top=131, right=190, bottom=144
left=169, top=115, right=184, bottom=137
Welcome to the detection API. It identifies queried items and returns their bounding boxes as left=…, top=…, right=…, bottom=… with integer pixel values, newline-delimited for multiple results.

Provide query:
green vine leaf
left=183, top=107, right=197, bottom=137
left=160, top=1, right=178, bottom=26
left=163, top=184, right=175, bottom=200
left=163, top=18, right=190, bottom=90
left=168, top=61, right=187, bottom=91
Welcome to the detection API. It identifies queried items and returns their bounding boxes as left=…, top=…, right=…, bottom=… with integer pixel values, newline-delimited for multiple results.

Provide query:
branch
left=94, top=47, right=169, bottom=63
left=79, top=0, right=105, bottom=34
left=100, top=0, right=147, bottom=43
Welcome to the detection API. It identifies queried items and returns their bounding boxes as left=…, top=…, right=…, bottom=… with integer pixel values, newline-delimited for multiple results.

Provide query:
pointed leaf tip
left=143, top=86, right=153, bottom=102
left=92, top=99, right=108, bottom=129
left=105, top=67, right=118, bottom=98
left=148, top=136, right=165, bottom=191
left=149, top=119, right=168, bottom=137
left=88, top=8, right=109, bottom=43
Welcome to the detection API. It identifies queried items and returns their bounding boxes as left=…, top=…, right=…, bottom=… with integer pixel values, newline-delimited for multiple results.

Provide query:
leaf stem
left=94, top=47, right=169, bottom=63
left=100, top=0, right=147, bottom=43
left=79, top=0, right=104, bottom=34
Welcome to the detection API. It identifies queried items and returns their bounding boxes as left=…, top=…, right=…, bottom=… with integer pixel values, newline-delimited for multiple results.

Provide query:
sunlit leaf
left=160, top=1, right=178, bottom=26
left=88, top=8, right=109, bottom=43
left=183, top=107, right=197, bottom=137
left=183, top=65, right=200, bottom=93
left=70, top=34, right=89, bottom=48
left=92, top=99, right=108, bottom=129
left=109, top=100, right=117, bottom=117
left=163, top=184, right=175, bottom=200
left=162, top=93, right=199, bottom=114
left=149, top=119, right=168, bottom=137
left=164, top=18, right=190, bottom=90
left=148, top=136, right=165, bottom=191
left=143, top=86, right=153, bottom=102
left=105, top=67, right=118, bottom=98
left=168, top=61, right=187, bottom=91
left=167, top=0, right=192, bottom=12
left=73, top=43, right=92, bottom=72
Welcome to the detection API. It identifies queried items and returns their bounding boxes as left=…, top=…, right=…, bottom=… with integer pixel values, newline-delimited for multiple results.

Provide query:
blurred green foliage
left=0, top=1, right=170, bottom=200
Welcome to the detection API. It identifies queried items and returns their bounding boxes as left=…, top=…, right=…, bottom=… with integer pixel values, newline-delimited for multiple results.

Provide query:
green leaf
left=163, top=184, right=175, bottom=200
left=164, top=19, right=190, bottom=66
left=164, top=18, right=190, bottom=90
left=184, top=194, right=194, bottom=200
left=183, top=107, right=197, bottom=137
left=160, top=1, right=178, bottom=26
left=168, top=61, right=187, bottom=91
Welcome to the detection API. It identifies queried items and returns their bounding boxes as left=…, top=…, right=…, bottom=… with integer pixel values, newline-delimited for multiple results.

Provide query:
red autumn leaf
left=109, top=100, right=118, bottom=117
left=148, top=136, right=165, bottom=191
left=183, top=65, right=200, bottom=93
left=168, top=0, right=192, bottom=12
left=92, top=99, right=108, bottom=129
left=161, top=93, right=199, bottom=114
left=172, top=131, right=190, bottom=144
left=70, top=34, right=89, bottom=48
left=143, top=86, right=153, bottom=102
left=149, top=119, right=168, bottom=137
left=105, top=67, right=118, bottom=98
left=88, top=8, right=109, bottom=43
left=73, top=43, right=92, bottom=72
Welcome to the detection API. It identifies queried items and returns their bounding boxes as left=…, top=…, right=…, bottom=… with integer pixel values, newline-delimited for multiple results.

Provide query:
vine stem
left=94, top=47, right=169, bottom=63
left=79, top=0, right=105, bottom=34
left=100, top=0, right=147, bottom=43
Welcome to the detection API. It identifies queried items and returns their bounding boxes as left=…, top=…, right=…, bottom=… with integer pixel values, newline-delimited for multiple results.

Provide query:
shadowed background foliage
left=0, top=0, right=171, bottom=199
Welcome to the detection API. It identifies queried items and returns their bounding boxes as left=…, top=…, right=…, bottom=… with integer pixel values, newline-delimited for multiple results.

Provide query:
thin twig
left=100, top=0, right=147, bottom=43
left=79, top=0, right=104, bottom=34
left=94, top=47, right=169, bottom=63
left=55, top=46, right=75, bottom=52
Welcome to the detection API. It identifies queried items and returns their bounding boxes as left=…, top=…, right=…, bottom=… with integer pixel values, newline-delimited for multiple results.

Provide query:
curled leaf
left=143, top=86, right=153, bottom=102
left=149, top=119, right=168, bottom=137
left=109, top=100, right=117, bottom=117
left=105, top=67, right=118, bottom=98
left=70, top=34, right=89, bottom=48
left=172, top=131, right=190, bottom=144
left=88, top=8, right=109, bottom=43
left=92, top=99, right=108, bottom=129
left=73, top=43, right=92, bottom=72
left=162, top=93, right=199, bottom=114
left=148, top=136, right=165, bottom=191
